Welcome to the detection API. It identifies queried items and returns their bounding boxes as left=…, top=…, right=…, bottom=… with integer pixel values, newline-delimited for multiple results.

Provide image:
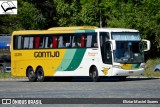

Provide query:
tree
left=0, top=0, right=46, bottom=33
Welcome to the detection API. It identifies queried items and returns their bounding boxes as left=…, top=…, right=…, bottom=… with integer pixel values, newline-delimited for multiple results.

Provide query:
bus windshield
left=111, top=32, right=144, bottom=64
left=113, top=41, right=144, bottom=64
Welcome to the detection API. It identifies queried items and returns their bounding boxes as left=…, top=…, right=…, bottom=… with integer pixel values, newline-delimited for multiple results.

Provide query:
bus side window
left=39, top=36, right=45, bottom=48
left=34, top=36, right=40, bottom=49
left=63, top=36, right=71, bottom=48
left=13, top=36, right=22, bottom=49
left=52, top=36, right=58, bottom=48
left=58, top=36, right=64, bottom=48
left=72, top=35, right=81, bottom=48
left=44, top=36, right=51, bottom=48
left=86, top=35, right=92, bottom=47
left=29, top=37, right=34, bottom=49
left=92, top=35, right=98, bottom=48
left=23, top=37, right=30, bottom=49
left=81, top=35, right=86, bottom=48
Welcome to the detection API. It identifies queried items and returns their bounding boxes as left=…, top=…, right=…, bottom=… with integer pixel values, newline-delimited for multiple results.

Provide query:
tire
left=118, top=76, right=127, bottom=81
left=27, top=67, right=37, bottom=82
left=90, top=67, right=100, bottom=82
left=36, top=67, right=45, bottom=82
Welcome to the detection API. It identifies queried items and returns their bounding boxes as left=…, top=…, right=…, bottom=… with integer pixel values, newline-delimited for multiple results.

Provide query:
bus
left=11, top=26, right=150, bottom=82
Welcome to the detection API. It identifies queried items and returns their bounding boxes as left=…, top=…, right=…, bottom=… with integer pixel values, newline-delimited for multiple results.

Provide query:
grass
left=144, top=58, right=160, bottom=77
left=0, top=58, right=160, bottom=79
left=0, top=72, right=27, bottom=79
left=0, top=72, right=11, bottom=79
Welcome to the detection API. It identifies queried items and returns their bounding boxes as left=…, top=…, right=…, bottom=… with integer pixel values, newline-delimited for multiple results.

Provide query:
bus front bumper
left=112, top=68, right=144, bottom=76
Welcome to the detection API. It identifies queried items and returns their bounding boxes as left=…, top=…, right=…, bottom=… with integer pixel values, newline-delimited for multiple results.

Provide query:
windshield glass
left=114, top=41, right=144, bottom=63
left=111, top=32, right=144, bottom=63
left=112, top=32, right=141, bottom=41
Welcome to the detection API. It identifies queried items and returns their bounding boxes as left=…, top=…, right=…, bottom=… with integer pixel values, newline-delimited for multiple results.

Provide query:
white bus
left=11, top=26, right=150, bottom=82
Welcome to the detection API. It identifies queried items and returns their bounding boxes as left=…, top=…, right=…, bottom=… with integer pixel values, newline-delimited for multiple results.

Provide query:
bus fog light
left=113, top=65, right=122, bottom=69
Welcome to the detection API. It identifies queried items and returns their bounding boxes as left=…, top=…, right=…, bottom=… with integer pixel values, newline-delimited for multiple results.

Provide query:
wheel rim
left=91, top=67, right=99, bottom=82
left=37, top=68, right=44, bottom=82
left=92, top=70, right=97, bottom=80
left=28, top=68, right=36, bottom=81
left=37, top=70, right=43, bottom=80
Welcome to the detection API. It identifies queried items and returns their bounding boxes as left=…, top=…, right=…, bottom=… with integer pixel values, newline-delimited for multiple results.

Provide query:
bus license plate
left=129, top=71, right=134, bottom=74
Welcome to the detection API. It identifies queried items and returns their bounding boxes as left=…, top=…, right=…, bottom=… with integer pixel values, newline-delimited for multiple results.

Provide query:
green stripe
left=75, top=30, right=95, bottom=33
left=132, top=64, right=140, bottom=68
left=56, top=49, right=76, bottom=71
left=65, top=48, right=86, bottom=71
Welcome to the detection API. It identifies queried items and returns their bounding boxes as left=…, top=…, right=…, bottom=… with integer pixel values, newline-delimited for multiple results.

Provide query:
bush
left=144, top=58, right=160, bottom=77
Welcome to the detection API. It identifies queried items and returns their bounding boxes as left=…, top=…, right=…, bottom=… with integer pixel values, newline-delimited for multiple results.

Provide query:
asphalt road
left=0, top=77, right=160, bottom=106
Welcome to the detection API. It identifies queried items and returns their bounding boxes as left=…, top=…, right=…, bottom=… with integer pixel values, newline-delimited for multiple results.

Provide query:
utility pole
left=100, top=9, right=102, bottom=28
left=99, top=0, right=102, bottom=28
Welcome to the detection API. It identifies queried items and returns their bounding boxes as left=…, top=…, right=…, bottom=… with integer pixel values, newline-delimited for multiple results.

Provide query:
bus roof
left=96, top=28, right=139, bottom=32
left=12, top=27, right=139, bottom=36
left=48, top=26, right=97, bottom=31
left=12, top=30, right=75, bottom=35
left=12, top=26, right=97, bottom=35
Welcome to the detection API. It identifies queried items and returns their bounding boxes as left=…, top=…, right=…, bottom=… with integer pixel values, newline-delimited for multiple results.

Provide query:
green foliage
left=0, top=0, right=46, bottom=33
left=18, top=1, right=46, bottom=30
left=0, top=0, right=159, bottom=57
left=144, top=58, right=160, bottom=77
left=80, top=0, right=99, bottom=26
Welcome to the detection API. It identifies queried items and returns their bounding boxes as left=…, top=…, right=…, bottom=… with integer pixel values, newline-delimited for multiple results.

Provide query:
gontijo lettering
left=34, top=51, right=60, bottom=58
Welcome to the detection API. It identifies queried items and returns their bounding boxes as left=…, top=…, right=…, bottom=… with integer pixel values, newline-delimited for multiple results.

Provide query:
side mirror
left=142, top=39, right=151, bottom=51
left=110, top=40, right=116, bottom=50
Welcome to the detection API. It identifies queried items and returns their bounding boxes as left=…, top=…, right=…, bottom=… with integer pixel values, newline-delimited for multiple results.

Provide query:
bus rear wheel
left=27, top=67, right=37, bottom=82
left=90, top=67, right=100, bottom=82
left=36, top=67, right=45, bottom=82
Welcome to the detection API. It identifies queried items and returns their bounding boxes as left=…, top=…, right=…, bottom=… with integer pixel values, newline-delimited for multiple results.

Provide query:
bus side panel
left=11, top=49, right=67, bottom=77
left=54, top=49, right=100, bottom=76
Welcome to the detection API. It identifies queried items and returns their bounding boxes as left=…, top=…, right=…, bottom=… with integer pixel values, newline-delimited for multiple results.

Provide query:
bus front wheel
left=27, top=67, right=37, bottom=82
left=36, top=67, right=45, bottom=82
left=90, top=67, right=100, bottom=82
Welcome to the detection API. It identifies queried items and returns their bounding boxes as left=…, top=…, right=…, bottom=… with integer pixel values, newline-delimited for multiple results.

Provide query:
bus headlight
left=113, top=65, right=122, bottom=69
left=140, top=64, right=145, bottom=68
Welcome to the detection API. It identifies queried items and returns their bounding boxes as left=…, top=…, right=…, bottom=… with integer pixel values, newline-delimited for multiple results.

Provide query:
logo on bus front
left=34, top=51, right=60, bottom=58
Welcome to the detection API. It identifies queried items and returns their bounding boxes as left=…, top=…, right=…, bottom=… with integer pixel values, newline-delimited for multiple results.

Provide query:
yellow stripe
left=121, top=64, right=132, bottom=70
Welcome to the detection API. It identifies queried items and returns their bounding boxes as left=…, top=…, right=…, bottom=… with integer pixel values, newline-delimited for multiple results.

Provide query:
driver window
left=101, top=42, right=112, bottom=64
left=100, top=32, right=109, bottom=47
left=100, top=32, right=112, bottom=64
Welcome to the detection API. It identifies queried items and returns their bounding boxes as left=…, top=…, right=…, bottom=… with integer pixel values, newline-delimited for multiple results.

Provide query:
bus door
left=101, top=41, right=112, bottom=64
left=100, top=32, right=112, bottom=75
